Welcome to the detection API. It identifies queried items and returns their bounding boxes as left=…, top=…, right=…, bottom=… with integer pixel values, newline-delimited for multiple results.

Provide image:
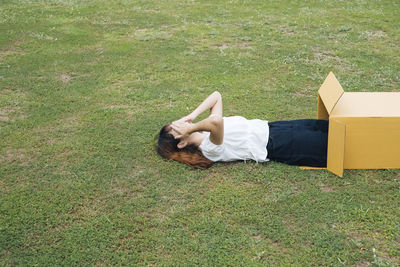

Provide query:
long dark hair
left=157, top=125, right=213, bottom=169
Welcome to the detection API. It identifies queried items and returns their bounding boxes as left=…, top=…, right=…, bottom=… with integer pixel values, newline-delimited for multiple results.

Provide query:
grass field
left=1, top=0, right=400, bottom=265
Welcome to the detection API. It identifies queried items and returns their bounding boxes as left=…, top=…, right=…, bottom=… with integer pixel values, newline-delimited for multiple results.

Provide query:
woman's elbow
left=213, top=91, right=222, bottom=99
left=210, top=115, right=223, bottom=127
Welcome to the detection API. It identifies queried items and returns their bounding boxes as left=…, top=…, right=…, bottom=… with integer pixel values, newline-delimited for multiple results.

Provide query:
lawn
left=1, top=0, right=399, bottom=265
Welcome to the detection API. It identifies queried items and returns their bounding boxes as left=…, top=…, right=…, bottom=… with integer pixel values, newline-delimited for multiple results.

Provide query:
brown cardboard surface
left=331, top=93, right=400, bottom=118
left=317, top=95, right=329, bottom=120
left=327, top=119, right=346, bottom=177
left=316, top=72, right=400, bottom=177
left=318, top=72, right=344, bottom=115
left=299, top=166, right=326, bottom=172
left=337, top=117, right=400, bottom=169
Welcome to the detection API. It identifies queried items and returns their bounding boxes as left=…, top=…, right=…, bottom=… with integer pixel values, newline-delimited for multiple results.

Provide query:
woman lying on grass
left=157, top=91, right=328, bottom=169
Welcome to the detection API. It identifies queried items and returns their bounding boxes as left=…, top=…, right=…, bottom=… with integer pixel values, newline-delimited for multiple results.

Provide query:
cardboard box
left=317, top=72, right=400, bottom=177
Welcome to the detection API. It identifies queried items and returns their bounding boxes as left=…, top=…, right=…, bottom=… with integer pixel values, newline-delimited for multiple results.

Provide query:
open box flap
left=318, top=72, right=344, bottom=116
left=330, top=92, right=400, bottom=118
left=327, top=119, right=346, bottom=177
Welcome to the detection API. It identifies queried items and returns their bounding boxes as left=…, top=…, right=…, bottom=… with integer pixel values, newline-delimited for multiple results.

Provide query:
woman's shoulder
left=199, top=133, right=224, bottom=159
left=224, top=115, right=268, bottom=123
left=223, top=115, right=246, bottom=120
left=223, top=115, right=248, bottom=124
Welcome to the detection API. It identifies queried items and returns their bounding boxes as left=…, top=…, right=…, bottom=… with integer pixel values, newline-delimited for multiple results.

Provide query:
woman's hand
left=173, top=113, right=196, bottom=124
left=173, top=91, right=222, bottom=126
left=170, top=121, right=193, bottom=139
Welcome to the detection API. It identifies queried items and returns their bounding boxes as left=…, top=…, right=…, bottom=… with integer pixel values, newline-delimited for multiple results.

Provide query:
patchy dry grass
left=1, top=0, right=399, bottom=265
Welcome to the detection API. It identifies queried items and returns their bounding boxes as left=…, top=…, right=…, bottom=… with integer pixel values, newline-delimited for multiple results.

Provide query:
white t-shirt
left=199, top=116, right=269, bottom=163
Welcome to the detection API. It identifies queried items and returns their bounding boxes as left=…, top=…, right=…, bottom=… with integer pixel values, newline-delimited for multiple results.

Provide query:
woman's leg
left=267, top=119, right=329, bottom=167
left=269, top=119, right=328, bottom=132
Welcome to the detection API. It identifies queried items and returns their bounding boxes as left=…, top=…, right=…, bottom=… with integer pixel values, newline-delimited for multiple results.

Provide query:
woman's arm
left=175, top=91, right=223, bottom=123
left=191, top=91, right=223, bottom=120
left=171, top=116, right=224, bottom=145
left=171, top=91, right=224, bottom=145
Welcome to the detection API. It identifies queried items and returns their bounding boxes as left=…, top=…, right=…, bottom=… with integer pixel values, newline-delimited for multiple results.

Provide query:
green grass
left=1, top=0, right=399, bottom=265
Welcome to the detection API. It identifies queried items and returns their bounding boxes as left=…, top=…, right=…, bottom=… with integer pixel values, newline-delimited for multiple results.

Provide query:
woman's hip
left=267, top=119, right=329, bottom=167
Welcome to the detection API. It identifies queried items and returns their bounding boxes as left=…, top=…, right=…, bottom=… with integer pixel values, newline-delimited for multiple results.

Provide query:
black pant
left=267, top=119, right=329, bottom=167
